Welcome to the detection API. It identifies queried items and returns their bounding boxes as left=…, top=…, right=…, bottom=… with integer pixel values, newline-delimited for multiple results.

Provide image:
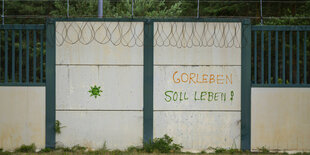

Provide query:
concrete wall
left=0, top=86, right=45, bottom=151
left=251, top=88, right=310, bottom=152
left=153, top=22, right=242, bottom=152
left=55, top=22, right=144, bottom=150
left=55, top=21, right=243, bottom=151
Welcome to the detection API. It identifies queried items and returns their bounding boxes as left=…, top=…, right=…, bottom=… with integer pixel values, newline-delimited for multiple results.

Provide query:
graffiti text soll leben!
left=164, top=90, right=234, bottom=103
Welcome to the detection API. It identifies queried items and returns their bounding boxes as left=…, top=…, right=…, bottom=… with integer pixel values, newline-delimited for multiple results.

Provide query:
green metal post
left=275, top=31, right=278, bottom=84
left=296, top=31, right=300, bottom=84
left=4, top=30, right=8, bottom=83
left=261, top=31, right=264, bottom=84
left=33, top=30, right=37, bottom=83
left=19, top=30, right=22, bottom=83
left=241, top=19, right=251, bottom=150
left=282, top=31, right=286, bottom=84
left=268, top=31, right=271, bottom=84
left=45, top=20, right=56, bottom=148
left=26, top=30, right=29, bottom=83
left=304, top=32, right=307, bottom=84
left=143, top=20, right=154, bottom=143
left=40, top=30, right=43, bottom=83
left=12, top=30, right=15, bottom=82
left=254, top=31, right=257, bottom=84
left=289, top=31, right=293, bottom=84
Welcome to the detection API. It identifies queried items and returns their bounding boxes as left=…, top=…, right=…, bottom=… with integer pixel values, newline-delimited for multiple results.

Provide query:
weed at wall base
left=15, top=143, right=36, bottom=153
left=143, top=134, right=183, bottom=153
left=258, top=146, right=270, bottom=153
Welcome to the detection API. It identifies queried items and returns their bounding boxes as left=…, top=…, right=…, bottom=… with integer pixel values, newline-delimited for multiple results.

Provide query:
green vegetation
left=2, top=142, right=310, bottom=155
left=2, top=0, right=310, bottom=25
left=258, top=146, right=270, bottom=153
left=143, top=134, right=183, bottom=153
left=56, top=145, right=87, bottom=152
left=14, top=143, right=36, bottom=153
left=39, top=147, right=52, bottom=153
left=55, top=120, right=65, bottom=134
left=213, top=147, right=241, bottom=154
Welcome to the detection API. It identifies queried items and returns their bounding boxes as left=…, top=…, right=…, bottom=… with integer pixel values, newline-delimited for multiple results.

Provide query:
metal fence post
left=45, top=19, right=56, bottom=148
left=143, top=20, right=154, bottom=144
left=241, top=19, right=251, bottom=151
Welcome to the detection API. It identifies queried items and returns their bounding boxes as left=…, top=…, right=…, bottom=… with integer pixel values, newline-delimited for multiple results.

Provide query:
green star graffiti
left=88, top=85, right=103, bottom=98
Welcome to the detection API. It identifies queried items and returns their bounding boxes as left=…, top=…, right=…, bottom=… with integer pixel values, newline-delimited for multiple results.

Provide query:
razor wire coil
left=56, top=21, right=241, bottom=48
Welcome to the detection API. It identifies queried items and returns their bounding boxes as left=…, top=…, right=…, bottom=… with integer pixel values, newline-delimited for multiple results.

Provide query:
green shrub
left=55, top=120, right=65, bottom=134
left=200, top=150, right=207, bottom=154
left=211, top=147, right=242, bottom=154
left=258, top=146, right=270, bottom=153
left=227, top=148, right=242, bottom=154
left=60, top=147, right=73, bottom=152
left=56, top=145, right=86, bottom=152
left=110, top=149, right=122, bottom=155
left=143, top=134, right=183, bottom=153
left=71, top=145, right=87, bottom=152
left=214, top=147, right=226, bottom=153
left=127, top=146, right=143, bottom=153
left=15, top=143, right=36, bottom=153
left=0, top=151, right=11, bottom=155
left=89, top=145, right=109, bottom=154
left=40, top=147, right=52, bottom=153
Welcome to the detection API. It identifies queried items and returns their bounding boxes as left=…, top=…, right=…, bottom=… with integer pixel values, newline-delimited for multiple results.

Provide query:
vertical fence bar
left=289, top=31, right=293, bottom=84
left=254, top=31, right=257, bottom=84
left=268, top=31, right=271, bottom=84
left=33, top=30, right=37, bottom=83
left=19, top=30, right=22, bottom=83
left=275, top=31, right=279, bottom=84
left=26, top=30, right=29, bottom=83
left=0, top=32, right=1, bottom=81
left=11, top=30, right=15, bottom=82
left=296, top=31, right=300, bottom=84
left=282, top=31, right=286, bottom=84
left=4, top=30, right=8, bottom=83
left=304, top=31, right=307, bottom=84
left=261, top=31, right=264, bottom=84
left=40, top=30, right=43, bottom=83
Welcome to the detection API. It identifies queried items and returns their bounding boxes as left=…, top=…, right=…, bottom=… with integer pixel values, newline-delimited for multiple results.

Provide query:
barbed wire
left=56, top=22, right=144, bottom=47
left=56, top=21, right=241, bottom=48
left=154, top=22, right=241, bottom=48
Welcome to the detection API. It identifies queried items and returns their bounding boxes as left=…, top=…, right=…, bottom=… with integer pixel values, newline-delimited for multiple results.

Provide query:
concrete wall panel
left=56, top=65, right=143, bottom=110
left=56, top=22, right=143, bottom=65
left=251, top=88, right=310, bottom=151
left=56, top=111, right=143, bottom=150
left=154, top=111, right=241, bottom=152
left=154, top=22, right=241, bottom=65
left=154, top=66, right=241, bottom=110
left=0, top=87, right=45, bottom=151
left=153, top=22, right=242, bottom=152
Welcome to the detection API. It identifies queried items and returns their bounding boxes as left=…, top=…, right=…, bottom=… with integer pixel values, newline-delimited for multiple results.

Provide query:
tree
left=50, top=0, right=183, bottom=18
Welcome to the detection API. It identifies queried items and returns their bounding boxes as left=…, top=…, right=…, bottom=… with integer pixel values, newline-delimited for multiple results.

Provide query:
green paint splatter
left=230, top=90, right=234, bottom=101
left=88, top=85, right=103, bottom=99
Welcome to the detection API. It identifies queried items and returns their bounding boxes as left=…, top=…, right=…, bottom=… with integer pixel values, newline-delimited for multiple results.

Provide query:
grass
left=1, top=137, right=310, bottom=155
left=14, top=143, right=36, bottom=153
left=1, top=148, right=310, bottom=155
left=257, top=147, right=271, bottom=153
